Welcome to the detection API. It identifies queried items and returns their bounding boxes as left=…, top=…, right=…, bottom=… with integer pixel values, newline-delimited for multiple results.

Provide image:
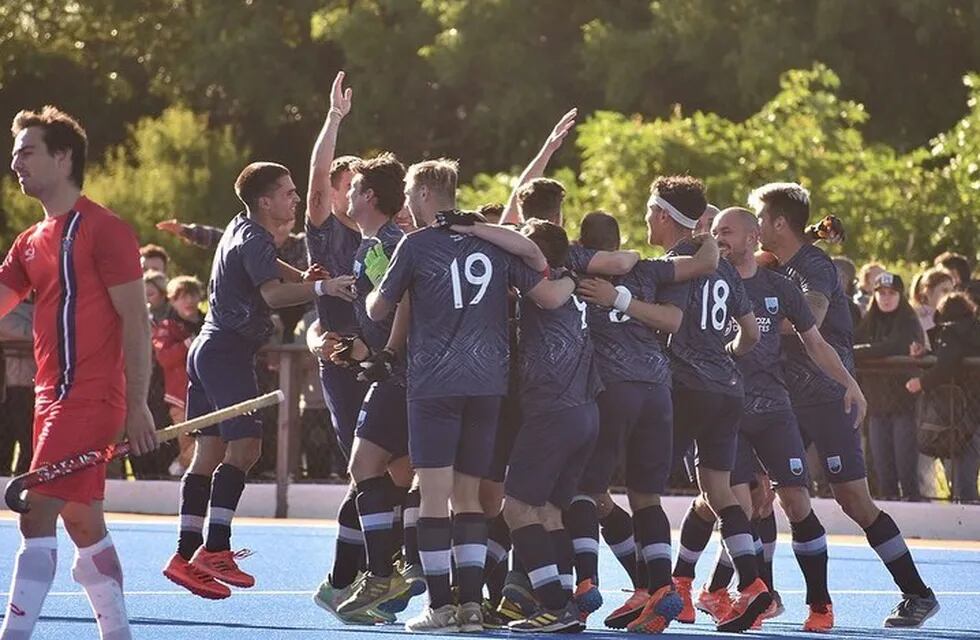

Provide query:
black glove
left=332, top=336, right=361, bottom=368
left=358, top=348, right=397, bottom=383
left=434, top=210, right=479, bottom=230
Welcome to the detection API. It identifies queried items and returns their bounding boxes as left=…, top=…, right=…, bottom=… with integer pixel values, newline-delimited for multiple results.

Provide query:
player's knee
left=540, top=503, right=563, bottom=531
left=224, top=437, right=262, bottom=471
left=777, top=487, right=811, bottom=522
left=19, top=507, right=59, bottom=539
left=387, top=456, right=414, bottom=488
left=591, top=492, right=615, bottom=519
left=834, top=482, right=878, bottom=528
left=502, top=496, right=538, bottom=530
left=692, top=495, right=717, bottom=523
left=349, top=448, right=388, bottom=484
left=62, top=513, right=106, bottom=548
left=627, top=490, right=661, bottom=511
left=480, top=481, right=505, bottom=518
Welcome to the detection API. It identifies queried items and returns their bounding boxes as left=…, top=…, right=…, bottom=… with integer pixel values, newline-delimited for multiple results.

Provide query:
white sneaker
left=456, top=601, right=483, bottom=633
left=405, top=603, right=459, bottom=633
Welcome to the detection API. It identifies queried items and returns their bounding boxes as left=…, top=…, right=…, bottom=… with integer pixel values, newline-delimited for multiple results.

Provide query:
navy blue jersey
left=352, top=220, right=405, bottom=383
left=202, top=213, right=281, bottom=344
left=377, top=227, right=544, bottom=400
left=586, top=258, right=682, bottom=385
left=778, top=244, right=855, bottom=407
left=306, top=215, right=359, bottom=334
left=518, top=277, right=603, bottom=416
left=734, top=267, right=816, bottom=415
left=666, top=239, right=752, bottom=396
left=566, top=244, right=597, bottom=273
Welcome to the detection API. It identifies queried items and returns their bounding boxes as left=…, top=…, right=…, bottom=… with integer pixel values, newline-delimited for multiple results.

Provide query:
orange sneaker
left=695, top=585, right=733, bottom=623
left=603, top=588, right=648, bottom=629
left=802, top=603, right=835, bottom=632
left=192, top=547, right=255, bottom=588
left=717, top=578, right=772, bottom=633
left=673, top=577, right=696, bottom=624
left=163, top=553, right=231, bottom=600
left=573, top=578, right=603, bottom=622
left=627, top=585, right=684, bottom=634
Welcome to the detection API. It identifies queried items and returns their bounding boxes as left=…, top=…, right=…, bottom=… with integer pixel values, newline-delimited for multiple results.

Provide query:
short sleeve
left=0, top=233, right=31, bottom=298
left=507, top=253, right=545, bottom=293
left=377, top=235, right=415, bottom=304
left=566, top=245, right=597, bottom=272
left=94, top=217, right=143, bottom=288
left=240, top=236, right=281, bottom=288
left=780, top=276, right=816, bottom=333
left=634, top=258, right=675, bottom=288
left=796, top=251, right=837, bottom=299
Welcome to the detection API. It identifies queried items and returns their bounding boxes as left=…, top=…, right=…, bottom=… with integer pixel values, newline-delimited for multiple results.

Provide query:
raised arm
left=307, top=71, right=353, bottom=227
left=501, top=108, right=577, bottom=225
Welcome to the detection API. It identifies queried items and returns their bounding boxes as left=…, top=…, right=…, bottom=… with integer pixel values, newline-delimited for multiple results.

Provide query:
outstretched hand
left=330, top=70, right=353, bottom=118
left=543, top=108, right=577, bottom=154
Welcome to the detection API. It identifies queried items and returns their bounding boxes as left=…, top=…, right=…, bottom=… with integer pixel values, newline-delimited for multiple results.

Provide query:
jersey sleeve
left=507, top=253, right=545, bottom=293
left=796, top=251, right=838, bottom=300
left=94, top=217, right=143, bottom=288
left=565, top=244, right=597, bottom=272
left=240, top=236, right=281, bottom=288
left=377, top=235, right=415, bottom=304
left=0, top=233, right=31, bottom=298
left=634, top=258, right=676, bottom=288
left=780, top=276, right=817, bottom=333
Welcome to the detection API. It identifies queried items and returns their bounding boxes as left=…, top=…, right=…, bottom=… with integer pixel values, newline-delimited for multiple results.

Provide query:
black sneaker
left=884, top=590, right=940, bottom=628
left=509, top=600, right=582, bottom=633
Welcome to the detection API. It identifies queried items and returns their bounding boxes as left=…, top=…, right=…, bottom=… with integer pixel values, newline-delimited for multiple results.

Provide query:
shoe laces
left=893, top=595, right=919, bottom=616
left=232, top=548, right=254, bottom=560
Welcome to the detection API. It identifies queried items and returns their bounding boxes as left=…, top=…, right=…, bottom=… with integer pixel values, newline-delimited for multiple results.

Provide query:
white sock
left=71, top=534, right=131, bottom=640
left=0, top=536, right=57, bottom=640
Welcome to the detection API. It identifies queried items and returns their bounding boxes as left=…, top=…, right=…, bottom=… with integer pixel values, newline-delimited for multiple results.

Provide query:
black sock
left=549, top=528, right=575, bottom=598
left=752, top=523, right=768, bottom=589
left=864, top=511, right=929, bottom=597
left=790, top=510, right=831, bottom=606
left=511, top=524, right=567, bottom=610
left=600, top=504, right=640, bottom=588
left=564, top=496, right=599, bottom=586
left=403, top=487, right=421, bottom=565
left=486, top=514, right=511, bottom=604
left=177, top=473, right=211, bottom=560
left=758, top=512, right=777, bottom=590
left=355, top=475, right=396, bottom=577
left=332, top=484, right=365, bottom=588
left=633, top=505, right=672, bottom=592
left=204, top=464, right=246, bottom=553
left=673, top=502, right=715, bottom=579
left=452, top=512, right=487, bottom=605
left=419, top=516, right=453, bottom=608
left=389, top=479, right=408, bottom=563
left=718, top=505, right=759, bottom=590
left=708, top=545, right=735, bottom=592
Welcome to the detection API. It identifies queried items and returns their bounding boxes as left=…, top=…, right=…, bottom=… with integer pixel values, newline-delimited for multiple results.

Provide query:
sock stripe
left=723, top=533, right=756, bottom=558
left=360, top=512, right=395, bottom=531
left=641, top=542, right=672, bottom=561
left=676, top=544, right=703, bottom=564
left=763, top=541, right=776, bottom=561
left=528, top=565, right=560, bottom=588
left=487, top=540, right=508, bottom=563
left=453, top=543, right=487, bottom=568
left=403, top=507, right=419, bottom=527
left=573, top=537, right=600, bottom=554
left=419, top=550, right=451, bottom=575
left=208, top=506, right=235, bottom=526
left=873, top=536, right=910, bottom=564
left=610, top=536, right=636, bottom=558
left=337, top=525, right=365, bottom=544
left=180, top=514, right=205, bottom=531
left=792, top=537, right=827, bottom=556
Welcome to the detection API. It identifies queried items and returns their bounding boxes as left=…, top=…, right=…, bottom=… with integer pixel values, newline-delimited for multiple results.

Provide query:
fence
left=2, top=341, right=979, bottom=516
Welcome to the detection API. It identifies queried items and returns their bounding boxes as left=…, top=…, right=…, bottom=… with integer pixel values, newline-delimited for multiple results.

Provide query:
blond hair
left=406, top=158, right=459, bottom=199
left=167, top=275, right=204, bottom=300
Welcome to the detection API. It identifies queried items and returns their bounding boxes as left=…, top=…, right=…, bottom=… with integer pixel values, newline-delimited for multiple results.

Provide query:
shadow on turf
left=28, top=615, right=318, bottom=632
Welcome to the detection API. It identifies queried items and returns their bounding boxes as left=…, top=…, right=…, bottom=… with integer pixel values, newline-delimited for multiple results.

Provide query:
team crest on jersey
left=826, top=455, right=843, bottom=475
left=765, top=296, right=779, bottom=314
left=789, top=457, right=804, bottom=476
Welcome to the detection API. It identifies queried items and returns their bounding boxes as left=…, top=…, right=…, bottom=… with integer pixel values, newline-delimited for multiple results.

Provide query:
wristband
left=315, top=280, right=327, bottom=296
left=613, top=287, right=632, bottom=313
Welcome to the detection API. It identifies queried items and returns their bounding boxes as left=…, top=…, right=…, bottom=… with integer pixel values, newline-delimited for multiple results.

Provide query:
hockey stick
left=3, top=390, right=284, bottom=513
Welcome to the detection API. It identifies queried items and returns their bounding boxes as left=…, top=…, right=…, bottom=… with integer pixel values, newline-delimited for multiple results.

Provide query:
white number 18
left=450, top=252, right=493, bottom=309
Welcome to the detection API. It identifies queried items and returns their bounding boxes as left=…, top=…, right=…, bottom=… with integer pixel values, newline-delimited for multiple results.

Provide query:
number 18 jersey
left=666, top=238, right=752, bottom=396
left=377, top=226, right=544, bottom=400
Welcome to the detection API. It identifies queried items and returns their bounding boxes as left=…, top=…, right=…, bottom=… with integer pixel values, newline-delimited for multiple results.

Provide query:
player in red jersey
left=0, top=106, right=158, bottom=640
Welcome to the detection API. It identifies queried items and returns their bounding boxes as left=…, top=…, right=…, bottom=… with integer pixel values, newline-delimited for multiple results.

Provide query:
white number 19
left=451, top=252, right=493, bottom=309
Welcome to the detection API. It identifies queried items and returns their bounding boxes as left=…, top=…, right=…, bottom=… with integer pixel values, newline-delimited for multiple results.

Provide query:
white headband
left=653, top=194, right=696, bottom=229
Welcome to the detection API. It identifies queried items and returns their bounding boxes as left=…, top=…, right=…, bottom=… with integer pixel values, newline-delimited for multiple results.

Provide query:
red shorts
left=30, top=398, right=126, bottom=504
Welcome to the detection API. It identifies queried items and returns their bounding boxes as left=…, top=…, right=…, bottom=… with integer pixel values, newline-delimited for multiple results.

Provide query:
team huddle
left=0, top=70, right=940, bottom=640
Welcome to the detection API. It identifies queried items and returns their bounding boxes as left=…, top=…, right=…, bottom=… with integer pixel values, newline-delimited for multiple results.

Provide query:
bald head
left=711, top=206, right=760, bottom=265
left=714, top=207, right=759, bottom=233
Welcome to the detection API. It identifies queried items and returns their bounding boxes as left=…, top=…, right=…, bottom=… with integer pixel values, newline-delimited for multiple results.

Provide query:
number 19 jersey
left=666, top=238, right=752, bottom=396
left=377, top=226, right=544, bottom=400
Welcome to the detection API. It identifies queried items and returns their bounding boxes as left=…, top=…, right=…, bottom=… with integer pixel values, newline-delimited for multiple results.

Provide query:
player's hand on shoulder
left=576, top=277, right=617, bottom=308
left=125, top=403, right=159, bottom=456
left=433, top=210, right=479, bottom=232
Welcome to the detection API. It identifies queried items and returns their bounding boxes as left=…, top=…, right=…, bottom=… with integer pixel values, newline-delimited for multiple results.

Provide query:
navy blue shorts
left=579, top=381, right=673, bottom=495
left=731, top=410, right=809, bottom=488
left=407, top=395, right=502, bottom=477
left=187, top=331, right=263, bottom=442
left=487, top=393, right=521, bottom=483
left=355, top=380, right=409, bottom=459
left=794, top=398, right=866, bottom=483
left=671, top=386, right=743, bottom=473
left=505, top=403, right=599, bottom=509
left=319, top=360, right=369, bottom=461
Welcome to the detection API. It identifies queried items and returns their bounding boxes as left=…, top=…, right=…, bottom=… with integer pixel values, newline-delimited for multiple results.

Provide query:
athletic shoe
left=405, top=603, right=460, bottom=633
left=337, top=571, right=411, bottom=616
left=456, top=601, right=483, bottom=633
left=884, top=590, right=940, bottom=628
left=509, top=600, right=582, bottom=633
left=802, top=603, right=834, bottom=632
left=162, top=553, right=231, bottom=600
left=500, top=571, right=537, bottom=618
left=312, top=574, right=393, bottom=625
left=497, top=596, right=529, bottom=622
left=604, top=588, right=649, bottom=629
left=573, top=579, right=603, bottom=623
left=377, top=570, right=426, bottom=615
left=191, top=547, right=255, bottom=588
left=482, top=599, right=511, bottom=629
left=695, top=585, right=733, bottom=623
left=626, top=584, right=684, bottom=634
left=673, top=577, right=696, bottom=624
left=716, top=578, right=772, bottom=633
left=761, top=590, right=784, bottom=620
left=398, top=560, right=426, bottom=590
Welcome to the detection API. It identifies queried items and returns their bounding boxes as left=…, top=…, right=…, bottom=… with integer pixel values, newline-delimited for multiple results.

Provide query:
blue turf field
left=1, top=517, right=978, bottom=639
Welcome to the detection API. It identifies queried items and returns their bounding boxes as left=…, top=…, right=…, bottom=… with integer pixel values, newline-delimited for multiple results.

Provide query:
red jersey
left=0, top=196, right=142, bottom=406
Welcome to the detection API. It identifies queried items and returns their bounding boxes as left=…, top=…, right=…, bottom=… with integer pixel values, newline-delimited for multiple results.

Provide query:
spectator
left=143, top=270, right=170, bottom=324
left=0, top=300, right=35, bottom=475
left=933, top=251, right=971, bottom=290
left=906, top=292, right=980, bottom=502
left=856, top=261, right=885, bottom=315
left=832, top=256, right=863, bottom=327
left=854, top=272, right=924, bottom=500
left=151, top=276, right=205, bottom=476
left=140, top=243, right=170, bottom=274
left=910, top=267, right=955, bottom=340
